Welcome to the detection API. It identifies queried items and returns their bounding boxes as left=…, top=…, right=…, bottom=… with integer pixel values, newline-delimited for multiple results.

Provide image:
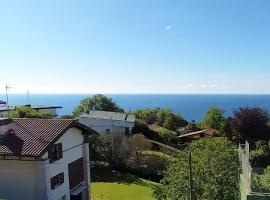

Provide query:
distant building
left=0, top=104, right=62, bottom=118
left=0, top=118, right=97, bottom=200
left=78, top=110, right=135, bottom=134
left=178, top=128, right=218, bottom=140
left=0, top=100, right=6, bottom=106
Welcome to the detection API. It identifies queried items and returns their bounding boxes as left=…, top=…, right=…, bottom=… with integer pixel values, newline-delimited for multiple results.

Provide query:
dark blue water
left=1, top=94, right=270, bottom=121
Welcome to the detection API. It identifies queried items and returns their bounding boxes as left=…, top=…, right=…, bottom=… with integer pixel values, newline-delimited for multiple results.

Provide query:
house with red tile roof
left=0, top=118, right=97, bottom=200
left=178, top=128, right=218, bottom=140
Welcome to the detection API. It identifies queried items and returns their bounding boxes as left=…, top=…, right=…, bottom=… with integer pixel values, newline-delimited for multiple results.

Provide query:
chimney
left=0, top=118, right=12, bottom=141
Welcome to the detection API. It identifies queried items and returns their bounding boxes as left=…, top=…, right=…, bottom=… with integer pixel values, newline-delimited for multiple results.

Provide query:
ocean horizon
left=1, top=94, right=270, bottom=122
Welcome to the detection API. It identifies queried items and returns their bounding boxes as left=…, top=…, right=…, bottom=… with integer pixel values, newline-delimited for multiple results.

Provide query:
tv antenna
left=5, top=84, right=11, bottom=118
left=26, top=90, right=30, bottom=105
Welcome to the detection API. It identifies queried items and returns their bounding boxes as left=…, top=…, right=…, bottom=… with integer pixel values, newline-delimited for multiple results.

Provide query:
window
left=58, top=195, right=66, bottom=200
left=51, top=172, right=64, bottom=190
left=105, top=129, right=111, bottom=134
left=125, top=127, right=130, bottom=135
left=48, top=143, right=63, bottom=163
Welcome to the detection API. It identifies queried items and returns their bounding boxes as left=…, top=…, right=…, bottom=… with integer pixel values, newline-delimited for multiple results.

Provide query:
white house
left=78, top=110, right=135, bottom=134
left=0, top=118, right=97, bottom=200
left=0, top=103, right=62, bottom=118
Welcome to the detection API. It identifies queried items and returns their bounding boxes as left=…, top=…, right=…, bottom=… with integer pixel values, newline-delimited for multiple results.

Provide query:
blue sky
left=1, top=0, right=270, bottom=94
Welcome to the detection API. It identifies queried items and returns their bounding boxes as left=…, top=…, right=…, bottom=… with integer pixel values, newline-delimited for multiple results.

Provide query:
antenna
left=5, top=84, right=11, bottom=118
left=26, top=90, right=30, bottom=105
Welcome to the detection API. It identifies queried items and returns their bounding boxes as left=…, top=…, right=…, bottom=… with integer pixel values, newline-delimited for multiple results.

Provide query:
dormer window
left=48, top=143, right=63, bottom=163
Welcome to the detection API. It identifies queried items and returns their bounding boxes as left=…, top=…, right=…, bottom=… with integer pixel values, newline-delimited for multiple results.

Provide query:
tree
left=131, top=108, right=159, bottom=124
left=153, top=137, right=239, bottom=200
left=131, top=108, right=188, bottom=130
left=99, top=133, right=130, bottom=167
left=60, top=114, right=74, bottom=119
left=73, top=94, right=124, bottom=116
left=231, top=107, right=270, bottom=143
left=220, top=117, right=234, bottom=139
left=179, top=120, right=201, bottom=135
left=129, top=134, right=152, bottom=168
left=11, top=106, right=53, bottom=118
left=201, top=107, right=225, bottom=130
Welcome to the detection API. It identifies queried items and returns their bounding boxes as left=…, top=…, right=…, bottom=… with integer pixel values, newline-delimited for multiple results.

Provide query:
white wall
left=78, top=118, right=134, bottom=134
left=42, top=127, right=86, bottom=200
left=0, top=160, right=47, bottom=200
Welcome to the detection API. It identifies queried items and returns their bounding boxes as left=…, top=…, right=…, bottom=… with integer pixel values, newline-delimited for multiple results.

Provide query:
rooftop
left=178, top=128, right=218, bottom=138
left=0, top=104, right=62, bottom=111
left=0, top=118, right=96, bottom=157
left=80, top=110, right=135, bottom=123
left=0, top=100, right=6, bottom=105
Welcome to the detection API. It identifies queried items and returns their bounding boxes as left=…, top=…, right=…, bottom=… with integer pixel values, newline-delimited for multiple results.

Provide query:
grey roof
left=80, top=110, right=135, bottom=123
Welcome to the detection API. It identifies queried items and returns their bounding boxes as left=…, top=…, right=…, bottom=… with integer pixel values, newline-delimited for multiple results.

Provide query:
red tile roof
left=0, top=118, right=95, bottom=157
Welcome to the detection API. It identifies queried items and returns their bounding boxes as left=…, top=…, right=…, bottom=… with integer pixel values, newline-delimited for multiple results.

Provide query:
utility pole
left=5, top=85, right=10, bottom=118
left=189, top=150, right=193, bottom=200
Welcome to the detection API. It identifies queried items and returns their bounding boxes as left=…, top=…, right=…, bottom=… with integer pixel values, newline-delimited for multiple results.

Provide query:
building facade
left=78, top=110, right=135, bottom=135
left=0, top=104, right=62, bottom=118
left=0, top=118, right=95, bottom=200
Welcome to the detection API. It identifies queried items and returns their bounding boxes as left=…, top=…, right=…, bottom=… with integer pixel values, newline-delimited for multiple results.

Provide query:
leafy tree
left=129, top=134, right=152, bottom=168
left=131, top=108, right=159, bottom=124
left=253, top=166, right=270, bottom=192
left=200, top=107, right=225, bottom=130
left=153, top=137, right=239, bottom=200
left=220, top=117, right=234, bottom=139
left=99, top=133, right=130, bottom=168
left=60, top=114, right=74, bottom=119
left=231, top=107, right=270, bottom=143
left=155, top=128, right=178, bottom=145
left=250, top=140, right=270, bottom=167
left=73, top=94, right=124, bottom=116
left=131, top=108, right=188, bottom=130
left=179, top=120, right=201, bottom=135
left=11, top=106, right=53, bottom=119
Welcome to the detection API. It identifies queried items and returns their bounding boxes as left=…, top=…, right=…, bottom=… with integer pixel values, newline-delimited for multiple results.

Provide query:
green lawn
left=91, top=169, right=158, bottom=200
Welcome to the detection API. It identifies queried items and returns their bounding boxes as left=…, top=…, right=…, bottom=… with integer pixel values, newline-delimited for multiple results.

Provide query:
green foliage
left=153, top=137, right=239, bottom=200
left=129, top=134, right=152, bottom=168
left=127, top=150, right=170, bottom=177
left=200, top=107, right=225, bottom=130
left=252, top=166, right=270, bottom=193
left=154, top=128, right=178, bottom=145
left=99, top=133, right=130, bottom=168
left=11, top=106, right=53, bottom=118
left=60, top=114, right=74, bottom=119
left=131, top=108, right=187, bottom=130
left=250, top=140, right=270, bottom=167
left=179, top=120, right=201, bottom=135
left=220, top=117, right=233, bottom=139
left=73, top=94, right=124, bottom=116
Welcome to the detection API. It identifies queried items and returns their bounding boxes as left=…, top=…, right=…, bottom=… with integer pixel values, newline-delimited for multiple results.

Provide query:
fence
left=239, top=142, right=270, bottom=200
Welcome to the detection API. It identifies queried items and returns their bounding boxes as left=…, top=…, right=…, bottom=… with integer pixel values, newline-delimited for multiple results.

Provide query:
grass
left=91, top=169, right=158, bottom=200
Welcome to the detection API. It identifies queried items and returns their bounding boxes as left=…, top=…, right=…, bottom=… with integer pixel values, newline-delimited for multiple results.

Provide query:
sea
left=1, top=94, right=270, bottom=122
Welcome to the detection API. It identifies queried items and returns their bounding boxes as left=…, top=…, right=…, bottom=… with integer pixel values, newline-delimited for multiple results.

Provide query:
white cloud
left=200, top=84, right=217, bottom=89
left=165, top=26, right=172, bottom=30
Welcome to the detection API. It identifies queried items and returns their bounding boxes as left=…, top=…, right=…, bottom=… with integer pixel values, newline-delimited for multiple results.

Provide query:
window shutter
left=48, top=145, right=54, bottom=162
left=56, top=143, right=63, bottom=160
